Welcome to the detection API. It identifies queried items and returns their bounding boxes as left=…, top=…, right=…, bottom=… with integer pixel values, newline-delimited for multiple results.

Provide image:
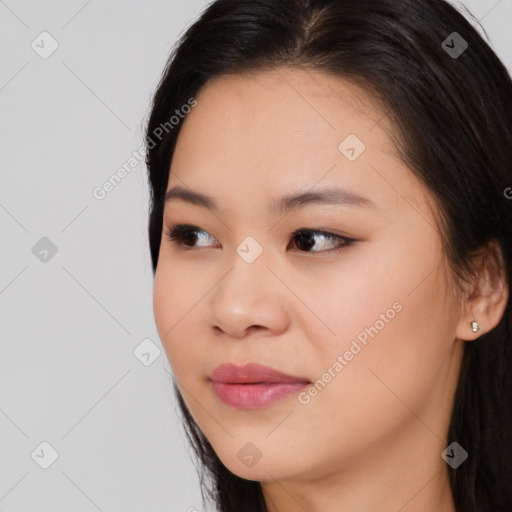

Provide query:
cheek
left=287, top=251, right=402, bottom=345
left=153, top=257, right=218, bottom=394
left=152, top=263, right=173, bottom=343
left=301, top=241, right=456, bottom=414
left=153, top=262, right=196, bottom=364
left=316, top=270, right=457, bottom=421
left=290, top=288, right=456, bottom=468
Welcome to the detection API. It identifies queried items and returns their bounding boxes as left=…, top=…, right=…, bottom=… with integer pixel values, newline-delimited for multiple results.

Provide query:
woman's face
left=153, top=68, right=465, bottom=486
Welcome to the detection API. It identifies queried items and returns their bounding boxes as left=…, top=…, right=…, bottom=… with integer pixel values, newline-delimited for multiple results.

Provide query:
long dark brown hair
left=144, top=1, right=512, bottom=510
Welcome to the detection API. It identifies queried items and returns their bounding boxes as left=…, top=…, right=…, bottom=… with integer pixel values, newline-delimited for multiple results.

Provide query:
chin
left=218, top=451, right=302, bottom=482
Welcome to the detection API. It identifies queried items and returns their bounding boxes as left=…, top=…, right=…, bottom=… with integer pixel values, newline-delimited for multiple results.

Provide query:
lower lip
left=211, top=381, right=309, bottom=409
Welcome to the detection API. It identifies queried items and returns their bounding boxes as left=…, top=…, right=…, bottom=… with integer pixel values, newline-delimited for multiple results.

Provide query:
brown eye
left=165, top=225, right=220, bottom=248
left=165, top=224, right=354, bottom=254
left=290, top=229, right=354, bottom=253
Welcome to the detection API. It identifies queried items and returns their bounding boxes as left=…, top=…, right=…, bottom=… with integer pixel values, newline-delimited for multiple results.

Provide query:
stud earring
left=471, top=321, right=480, bottom=333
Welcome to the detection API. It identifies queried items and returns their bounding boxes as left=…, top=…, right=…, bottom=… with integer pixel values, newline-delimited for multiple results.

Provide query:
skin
left=152, top=68, right=508, bottom=512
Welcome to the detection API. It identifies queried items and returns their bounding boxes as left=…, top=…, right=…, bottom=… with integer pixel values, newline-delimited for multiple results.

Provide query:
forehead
left=171, top=68, right=398, bottom=169
left=191, top=69, right=391, bottom=149
left=165, top=67, right=427, bottom=220
left=199, top=68, right=387, bottom=122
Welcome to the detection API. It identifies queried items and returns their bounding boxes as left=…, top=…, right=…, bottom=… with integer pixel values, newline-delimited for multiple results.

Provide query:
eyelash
left=164, top=224, right=355, bottom=254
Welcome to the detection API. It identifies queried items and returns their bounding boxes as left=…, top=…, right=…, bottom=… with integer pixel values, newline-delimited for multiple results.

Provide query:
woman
left=145, top=1, right=512, bottom=510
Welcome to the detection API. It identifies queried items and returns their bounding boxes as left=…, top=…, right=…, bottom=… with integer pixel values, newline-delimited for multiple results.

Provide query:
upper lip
left=209, top=362, right=310, bottom=384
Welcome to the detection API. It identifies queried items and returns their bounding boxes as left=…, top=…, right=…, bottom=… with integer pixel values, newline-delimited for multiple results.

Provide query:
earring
left=471, top=321, right=480, bottom=333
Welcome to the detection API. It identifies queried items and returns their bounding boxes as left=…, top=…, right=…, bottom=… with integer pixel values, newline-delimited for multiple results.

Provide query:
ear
left=456, top=239, right=509, bottom=341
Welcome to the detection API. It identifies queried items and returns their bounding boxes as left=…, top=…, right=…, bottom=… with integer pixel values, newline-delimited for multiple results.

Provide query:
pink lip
left=209, top=363, right=310, bottom=409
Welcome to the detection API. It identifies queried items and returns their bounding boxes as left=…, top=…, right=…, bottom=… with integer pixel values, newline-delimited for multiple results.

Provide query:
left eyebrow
left=271, top=186, right=376, bottom=215
left=164, top=185, right=376, bottom=215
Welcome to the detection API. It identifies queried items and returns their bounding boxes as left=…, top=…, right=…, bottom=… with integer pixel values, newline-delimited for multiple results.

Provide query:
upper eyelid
left=166, top=224, right=346, bottom=238
left=293, top=228, right=344, bottom=238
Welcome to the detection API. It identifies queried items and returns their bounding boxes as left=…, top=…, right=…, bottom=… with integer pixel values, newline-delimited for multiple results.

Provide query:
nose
left=209, top=252, right=290, bottom=339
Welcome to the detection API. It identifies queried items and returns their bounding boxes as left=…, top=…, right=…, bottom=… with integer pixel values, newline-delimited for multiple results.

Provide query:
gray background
left=0, top=1, right=510, bottom=511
